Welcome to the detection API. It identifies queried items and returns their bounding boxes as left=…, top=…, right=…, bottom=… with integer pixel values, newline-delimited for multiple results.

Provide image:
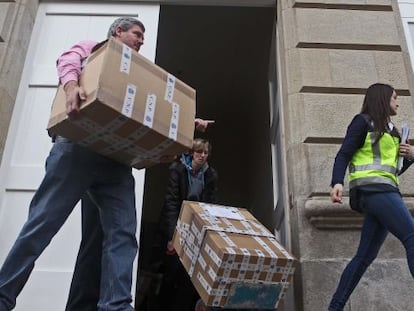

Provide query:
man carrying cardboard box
left=61, top=18, right=214, bottom=311
left=0, top=17, right=146, bottom=311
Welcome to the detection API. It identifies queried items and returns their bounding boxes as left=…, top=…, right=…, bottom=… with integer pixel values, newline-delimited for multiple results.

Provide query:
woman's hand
left=399, top=142, right=414, bottom=160
left=330, top=184, right=343, bottom=203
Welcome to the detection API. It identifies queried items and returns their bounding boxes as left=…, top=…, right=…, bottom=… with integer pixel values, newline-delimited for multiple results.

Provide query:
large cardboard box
left=172, top=201, right=297, bottom=310
left=48, top=37, right=196, bottom=169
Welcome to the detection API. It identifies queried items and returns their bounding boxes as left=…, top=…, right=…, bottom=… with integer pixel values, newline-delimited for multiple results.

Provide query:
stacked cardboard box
left=172, top=201, right=297, bottom=310
left=48, top=37, right=196, bottom=169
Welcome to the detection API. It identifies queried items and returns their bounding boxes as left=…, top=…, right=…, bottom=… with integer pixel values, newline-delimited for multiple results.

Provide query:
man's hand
left=64, top=80, right=86, bottom=119
left=195, top=118, right=215, bottom=132
left=166, top=240, right=176, bottom=255
left=330, top=184, right=343, bottom=203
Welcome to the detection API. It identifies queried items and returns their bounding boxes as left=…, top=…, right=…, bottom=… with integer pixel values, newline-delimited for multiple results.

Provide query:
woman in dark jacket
left=159, top=138, right=218, bottom=311
left=328, top=83, right=414, bottom=310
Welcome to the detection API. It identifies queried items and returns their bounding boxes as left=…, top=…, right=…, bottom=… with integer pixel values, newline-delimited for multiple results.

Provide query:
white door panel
left=0, top=2, right=160, bottom=310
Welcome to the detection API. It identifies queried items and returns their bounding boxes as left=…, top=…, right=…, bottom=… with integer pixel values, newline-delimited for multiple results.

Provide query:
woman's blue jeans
left=328, top=191, right=414, bottom=311
left=0, top=138, right=137, bottom=311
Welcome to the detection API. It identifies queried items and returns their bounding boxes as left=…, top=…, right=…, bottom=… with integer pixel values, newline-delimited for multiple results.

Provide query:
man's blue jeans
left=0, top=138, right=137, bottom=311
left=328, top=191, right=414, bottom=311
left=65, top=193, right=103, bottom=311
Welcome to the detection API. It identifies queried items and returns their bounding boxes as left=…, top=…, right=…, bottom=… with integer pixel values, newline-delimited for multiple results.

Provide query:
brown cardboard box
left=48, top=37, right=196, bottom=169
left=172, top=201, right=297, bottom=309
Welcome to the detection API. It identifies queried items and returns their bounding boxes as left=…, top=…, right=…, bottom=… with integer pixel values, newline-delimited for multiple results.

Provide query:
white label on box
left=191, top=222, right=201, bottom=240
left=143, top=94, right=156, bottom=128
left=240, top=220, right=255, bottom=234
left=205, top=243, right=221, bottom=267
left=218, top=231, right=236, bottom=248
left=254, top=236, right=277, bottom=258
left=120, top=44, right=132, bottom=74
left=122, top=84, right=136, bottom=118
left=184, top=244, right=194, bottom=260
left=164, top=73, right=176, bottom=102
left=199, top=203, right=245, bottom=220
left=226, top=247, right=236, bottom=255
left=197, top=272, right=211, bottom=295
left=168, top=102, right=179, bottom=141
left=198, top=255, right=207, bottom=270
left=208, top=266, right=217, bottom=280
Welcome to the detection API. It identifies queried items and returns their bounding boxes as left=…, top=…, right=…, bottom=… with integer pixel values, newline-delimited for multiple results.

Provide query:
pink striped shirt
left=56, top=40, right=97, bottom=87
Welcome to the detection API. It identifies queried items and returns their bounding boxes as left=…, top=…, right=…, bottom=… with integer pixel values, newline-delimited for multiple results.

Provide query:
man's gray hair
left=107, top=17, right=145, bottom=38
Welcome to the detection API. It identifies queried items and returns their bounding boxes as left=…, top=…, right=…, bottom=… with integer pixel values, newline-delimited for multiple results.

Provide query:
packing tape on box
left=240, top=220, right=254, bottom=232
left=223, top=250, right=236, bottom=270
left=120, top=44, right=132, bottom=74
left=129, top=138, right=175, bottom=164
left=253, top=249, right=265, bottom=281
left=269, top=238, right=295, bottom=261
left=208, top=266, right=217, bottom=281
left=197, top=272, right=212, bottom=295
left=218, top=231, right=236, bottom=248
left=143, top=94, right=156, bottom=128
left=165, top=74, right=175, bottom=103
left=253, top=236, right=277, bottom=258
left=237, top=248, right=250, bottom=280
left=266, top=257, right=278, bottom=282
left=220, top=217, right=237, bottom=232
left=168, top=102, right=179, bottom=141
left=73, top=106, right=178, bottom=165
left=199, top=213, right=220, bottom=225
left=198, top=213, right=270, bottom=237
left=187, top=217, right=274, bottom=276
left=249, top=219, right=275, bottom=236
left=199, top=203, right=246, bottom=221
left=122, top=83, right=136, bottom=118
left=198, top=254, right=207, bottom=271
left=204, top=243, right=222, bottom=267
left=185, top=211, right=294, bottom=286
left=184, top=243, right=196, bottom=267
left=212, top=285, right=227, bottom=306
left=191, top=221, right=202, bottom=241
left=74, top=114, right=148, bottom=153
left=207, top=273, right=292, bottom=286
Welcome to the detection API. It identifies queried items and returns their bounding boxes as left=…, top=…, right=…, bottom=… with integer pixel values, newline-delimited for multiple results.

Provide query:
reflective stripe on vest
left=348, top=131, right=399, bottom=189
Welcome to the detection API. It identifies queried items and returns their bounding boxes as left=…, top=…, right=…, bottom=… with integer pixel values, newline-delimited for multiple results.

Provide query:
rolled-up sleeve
left=56, top=40, right=97, bottom=87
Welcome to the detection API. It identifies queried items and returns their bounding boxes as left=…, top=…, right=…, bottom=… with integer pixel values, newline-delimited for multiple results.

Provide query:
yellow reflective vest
left=349, top=131, right=400, bottom=189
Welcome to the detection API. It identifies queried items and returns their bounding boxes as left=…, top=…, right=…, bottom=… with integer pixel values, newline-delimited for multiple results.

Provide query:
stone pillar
left=0, top=0, right=38, bottom=161
left=277, top=1, right=414, bottom=310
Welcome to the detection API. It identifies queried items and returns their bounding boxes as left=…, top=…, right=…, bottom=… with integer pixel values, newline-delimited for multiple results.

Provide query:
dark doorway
left=137, top=5, right=276, bottom=303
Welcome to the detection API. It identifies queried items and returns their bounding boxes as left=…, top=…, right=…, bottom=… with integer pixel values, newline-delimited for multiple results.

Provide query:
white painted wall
left=399, top=0, right=414, bottom=71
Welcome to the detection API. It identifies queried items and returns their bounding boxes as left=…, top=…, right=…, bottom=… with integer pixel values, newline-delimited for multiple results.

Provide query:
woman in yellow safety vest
left=328, top=83, right=414, bottom=311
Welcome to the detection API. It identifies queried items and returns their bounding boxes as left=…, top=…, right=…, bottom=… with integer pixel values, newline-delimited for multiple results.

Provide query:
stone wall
left=0, top=0, right=38, bottom=161
left=278, top=1, right=414, bottom=310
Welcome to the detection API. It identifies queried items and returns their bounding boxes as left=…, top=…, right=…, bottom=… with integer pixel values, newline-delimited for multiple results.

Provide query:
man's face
left=115, top=24, right=144, bottom=52
left=192, top=147, right=209, bottom=167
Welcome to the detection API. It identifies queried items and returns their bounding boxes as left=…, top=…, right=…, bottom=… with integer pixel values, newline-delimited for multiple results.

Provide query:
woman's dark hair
left=361, top=83, right=395, bottom=135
